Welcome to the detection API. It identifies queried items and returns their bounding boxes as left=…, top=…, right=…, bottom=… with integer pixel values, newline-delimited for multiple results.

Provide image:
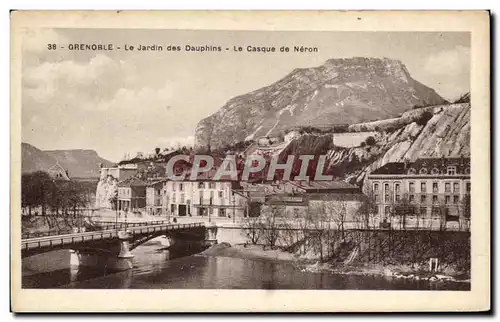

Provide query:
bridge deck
left=21, top=222, right=205, bottom=253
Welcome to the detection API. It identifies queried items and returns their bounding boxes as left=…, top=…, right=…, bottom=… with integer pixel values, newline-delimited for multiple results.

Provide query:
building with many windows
left=146, top=180, right=165, bottom=216
left=367, top=157, right=471, bottom=225
left=117, top=177, right=147, bottom=212
left=162, top=174, right=247, bottom=220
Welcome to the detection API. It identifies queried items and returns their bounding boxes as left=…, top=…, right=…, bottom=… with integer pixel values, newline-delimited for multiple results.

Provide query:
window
left=421, top=195, right=427, bottom=203
left=218, top=191, right=223, bottom=198
left=209, top=208, right=214, bottom=215
left=180, top=194, right=185, bottom=204
left=172, top=183, right=176, bottom=191
left=384, top=183, right=390, bottom=193
left=384, top=194, right=390, bottom=203
left=395, top=195, right=401, bottom=202
left=172, top=194, right=176, bottom=203
left=409, top=194, right=415, bottom=202
left=293, top=208, right=300, bottom=218
left=200, top=191, right=204, bottom=200
left=432, top=206, right=440, bottom=217
left=465, top=167, right=470, bottom=175
left=466, top=182, right=471, bottom=193
left=445, top=183, right=451, bottom=193
left=420, top=168, right=428, bottom=175
left=420, top=207, right=427, bottom=216
left=453, top=182, right=460, bottom=193
left=395, top=183, right=400, bottom=193
left=198, top=182, right=205, bottom=189
left=219, top=208, right=226, bottom=217
left=433, top=182, right=439, bottom=193
left=453, top=195, right=460, bottom=204
left=409, top=182, right=415, bottom=193
left=447, top=166, right=456, bottom=175
left=374, top=183, right=379, bottom=192
left=432, top=195, right=438, bottom=204
left=179, top=183, right=183, bottom=191
left=445, top=195, right=450, bottom=204
left=384, top=206, right=391, bottom=216
left=375, top=194, right=379, bottom=202
left=209, top=182, right=216, bottom=189
left=431, top=168, right=440, bottom=175
left=210, top=191, right=214, bottom=204
left=170, top=204, right=175, bottom=214
left=421, top=182, right=427, bottom=193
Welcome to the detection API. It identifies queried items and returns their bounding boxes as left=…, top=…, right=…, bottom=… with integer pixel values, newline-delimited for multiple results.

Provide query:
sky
left=21, top=29, right=470, bottom=162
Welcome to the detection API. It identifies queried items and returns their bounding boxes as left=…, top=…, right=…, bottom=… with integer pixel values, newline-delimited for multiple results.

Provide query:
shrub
left=360, top=141, right=366, bottom=148
left=365, top=136, right=376, bottom=146
left=416, top=111, right=433, bottom=126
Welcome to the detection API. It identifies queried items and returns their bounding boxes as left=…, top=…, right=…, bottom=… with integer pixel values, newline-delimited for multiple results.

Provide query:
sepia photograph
left=10, top=10, right=490, bottom=312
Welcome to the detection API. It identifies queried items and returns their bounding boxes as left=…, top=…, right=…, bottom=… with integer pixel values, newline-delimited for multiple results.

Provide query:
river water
left=23, top=241, right=470, bottom=290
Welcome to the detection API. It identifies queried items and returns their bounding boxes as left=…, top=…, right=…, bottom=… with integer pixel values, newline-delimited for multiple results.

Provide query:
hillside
left=195, top=57, right=447, bottom=149
left=44, top=149, right=115, bottom=179
left=21, top=143, right=58, bottom=174
left=22, top=143, right=114, bottom=179
left=248, top=103, right=470, bottom=186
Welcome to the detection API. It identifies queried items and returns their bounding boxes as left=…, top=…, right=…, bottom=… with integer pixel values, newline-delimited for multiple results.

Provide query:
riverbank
left=200, top=242, right=298, bottom=262
left=200, top=243, right=470, bottom=284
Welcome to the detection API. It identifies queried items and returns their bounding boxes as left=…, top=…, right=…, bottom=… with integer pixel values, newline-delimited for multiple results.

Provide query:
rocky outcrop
left=248, top=103, right=470, bottom=186
left=195, top=57, right=447, bottom=149
left=94, top=175, right=118, bottom=209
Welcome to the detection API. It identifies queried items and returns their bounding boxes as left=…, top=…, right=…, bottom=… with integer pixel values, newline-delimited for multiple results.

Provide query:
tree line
left=21, top=171, right=93, bottom=216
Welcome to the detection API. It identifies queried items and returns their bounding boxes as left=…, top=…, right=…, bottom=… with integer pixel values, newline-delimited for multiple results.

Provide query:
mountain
left=22, top=143, right=115, bottom=179
left=21, top=143, right=58, bottom=174
left=195, top=57, right=447, bottom=149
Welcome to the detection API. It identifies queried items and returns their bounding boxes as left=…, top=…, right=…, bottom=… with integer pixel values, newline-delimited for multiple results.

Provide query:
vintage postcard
left=11, top=10, right=490, bottom=312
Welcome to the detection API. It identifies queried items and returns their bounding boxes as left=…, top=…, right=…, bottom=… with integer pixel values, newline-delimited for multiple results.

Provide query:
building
left=99, top=164, right=137, bottom=181
left=47, top=162, right=70, bottom=181
left=146, top=180, right=165, bottom=216
left=261, top=181, right=364, bottom=222
left=162, top=170, right=248, bottom=220
left=366, top=157, right=471, bottom=226
left=117, top=177, right=147, bottom=212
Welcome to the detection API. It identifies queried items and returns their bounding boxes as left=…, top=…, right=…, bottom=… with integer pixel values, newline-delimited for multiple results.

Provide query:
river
left=22, top=241, right=470, bottom=290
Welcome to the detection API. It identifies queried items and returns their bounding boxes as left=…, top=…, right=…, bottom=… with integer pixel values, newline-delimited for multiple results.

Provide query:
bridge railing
left=21, top=230, right=118, bottom=252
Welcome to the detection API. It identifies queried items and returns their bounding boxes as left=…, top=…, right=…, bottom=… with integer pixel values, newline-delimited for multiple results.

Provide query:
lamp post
left=125, top=207, right=128, bottom=230
left=115, top=199, right=118, bottom=230
left=232, top=192, right=236, bottom=224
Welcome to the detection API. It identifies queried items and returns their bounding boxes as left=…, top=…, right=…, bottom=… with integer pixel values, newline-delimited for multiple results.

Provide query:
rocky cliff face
left=195, top=57, right=447, bottom=149
left=256, top=103, right=470, bottom=186
left=94, top=175, right=118, bottom=209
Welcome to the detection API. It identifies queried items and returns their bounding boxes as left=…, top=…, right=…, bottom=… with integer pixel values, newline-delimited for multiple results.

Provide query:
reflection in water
left=23, top=241, right=470, bottom=290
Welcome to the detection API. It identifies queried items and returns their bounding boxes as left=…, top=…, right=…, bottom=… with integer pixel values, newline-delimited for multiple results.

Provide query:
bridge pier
left=205, top=223, right=218, bottom=246
left=117, top=231, right=135, bottom=259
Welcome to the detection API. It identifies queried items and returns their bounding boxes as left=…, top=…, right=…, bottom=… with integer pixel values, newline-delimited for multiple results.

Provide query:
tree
left=392, top=194, right=417, bottom=230
left=260, top=205, right=285, bottom=249
left=356, top=186, right=378, bottom=229
left=21, top=171, right=56, bottom=216
left=461, top=194, right=471, bottom=231
left=329, top=195, right=349, bottom=240
left=242, top=216, right=264, bottom=245
left=155, top=147, right=160, bottom=155
left=416, top=110, right=433, bottom=126
left=365, top=136, right=376, bottom=146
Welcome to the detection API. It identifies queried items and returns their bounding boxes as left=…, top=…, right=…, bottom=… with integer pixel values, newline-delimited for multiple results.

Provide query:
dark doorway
left=178, top=204, right=187, bottom=216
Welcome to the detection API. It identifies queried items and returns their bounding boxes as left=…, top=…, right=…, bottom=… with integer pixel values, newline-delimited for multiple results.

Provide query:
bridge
left=21, top=221, right=218, bottom=271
